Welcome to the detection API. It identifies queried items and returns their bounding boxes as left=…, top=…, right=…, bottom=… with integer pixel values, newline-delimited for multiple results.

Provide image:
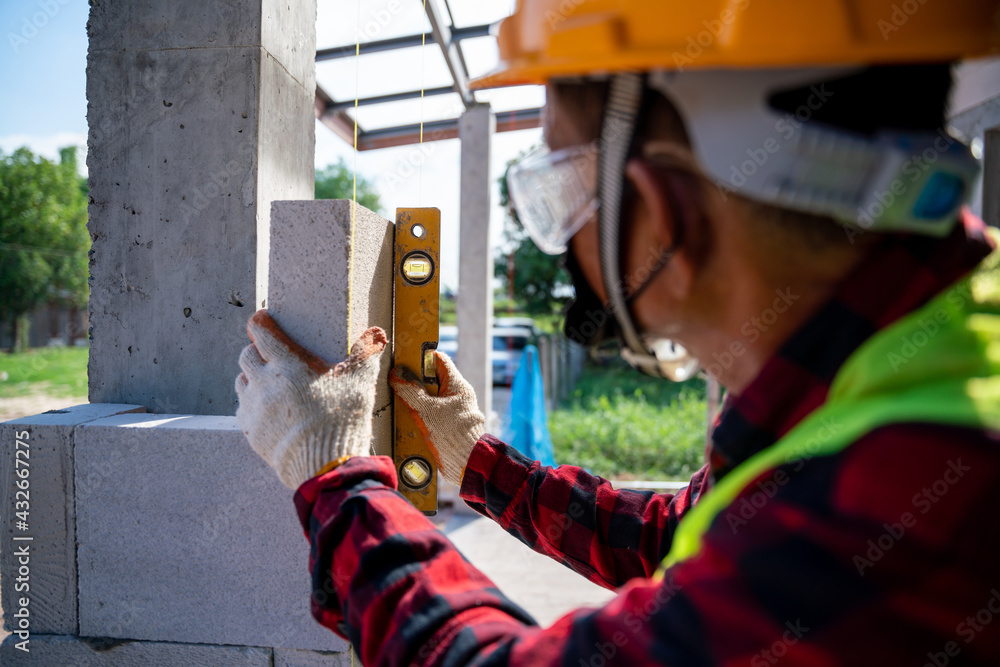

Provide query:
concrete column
left=86, top=0, right=316, bottom=415
left=984, top=129, right=1000, bottom=228
left=456, top=104, right=496, bottom=416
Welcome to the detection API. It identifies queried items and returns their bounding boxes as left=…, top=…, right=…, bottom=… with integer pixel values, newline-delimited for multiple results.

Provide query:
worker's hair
left=550, top=64, right=954, bottom=261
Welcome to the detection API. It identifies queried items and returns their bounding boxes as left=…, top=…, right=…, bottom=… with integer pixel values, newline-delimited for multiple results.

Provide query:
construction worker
left=235, top=1, right=1000, bottom=664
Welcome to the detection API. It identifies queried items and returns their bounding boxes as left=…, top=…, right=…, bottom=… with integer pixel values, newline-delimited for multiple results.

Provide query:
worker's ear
left=623, top=158, right=696, bottom=300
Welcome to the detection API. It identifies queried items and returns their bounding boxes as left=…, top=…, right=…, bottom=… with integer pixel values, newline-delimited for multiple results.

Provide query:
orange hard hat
left=471, top=0, right=1000, bottom=89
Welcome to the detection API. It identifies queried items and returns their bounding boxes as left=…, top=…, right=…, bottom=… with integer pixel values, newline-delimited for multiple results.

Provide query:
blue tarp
left=501, top=344, right=556, bottom=467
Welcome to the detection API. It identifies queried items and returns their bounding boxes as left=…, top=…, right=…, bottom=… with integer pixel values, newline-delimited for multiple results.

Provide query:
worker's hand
left=389, top=351, right=485, bottom=487
left=235, top=310, right=387, bottom=489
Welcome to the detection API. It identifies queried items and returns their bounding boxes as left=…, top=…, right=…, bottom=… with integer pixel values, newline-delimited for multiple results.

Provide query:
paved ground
left=443, top=513, right=616, bottom=626
left=0, top=392, right=87, bottom=422
left=488, top=385, right=512, bottom=434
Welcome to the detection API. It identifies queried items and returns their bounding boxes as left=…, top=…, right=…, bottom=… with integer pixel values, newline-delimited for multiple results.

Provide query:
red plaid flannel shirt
left=295, top=212, right=1000, bottom=666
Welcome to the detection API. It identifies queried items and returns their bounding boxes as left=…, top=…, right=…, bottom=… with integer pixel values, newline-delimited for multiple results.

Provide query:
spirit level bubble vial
left=393, top=208, right=440, bottom=514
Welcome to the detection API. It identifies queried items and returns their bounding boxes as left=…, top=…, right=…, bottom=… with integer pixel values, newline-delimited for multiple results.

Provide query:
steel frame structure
left=314, top=0, right=542, bottom=150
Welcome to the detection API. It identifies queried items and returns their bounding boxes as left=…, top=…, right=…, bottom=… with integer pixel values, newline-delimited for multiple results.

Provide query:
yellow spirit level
left=392, top=208, right=440, bottom=515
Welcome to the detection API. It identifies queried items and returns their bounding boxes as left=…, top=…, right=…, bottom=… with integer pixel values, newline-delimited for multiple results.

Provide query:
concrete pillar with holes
left=85, top=0, right=316, bottom=415
left=457, top=103, right=496, bottom=417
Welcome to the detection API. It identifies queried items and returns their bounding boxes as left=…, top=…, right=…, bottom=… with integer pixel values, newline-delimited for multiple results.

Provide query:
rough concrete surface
left=87, top=44, right=262, bottom=416
left=88, top=0, right=316, bottom=87
left=261, top=0, right=318, bottom=89
left=274, top=646, right=353, bottom=667
left=269, top=200, right=395, bottom=456
left=0, top=404, right=146, bottom=637
left=0, top=634, right=272, bottom=667
left=255, top=52, right=317, bottom=308
left=74, top=414, right=348, bottom=652
left=87, top=0, right=316, bottom=416
left=88, top=0, right=263, bottom=52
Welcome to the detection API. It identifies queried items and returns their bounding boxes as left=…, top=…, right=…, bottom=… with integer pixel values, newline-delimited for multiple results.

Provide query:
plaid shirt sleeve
left=293, top=421, right=1000, bottom=667
left=292, top=454, right=705, bottom=667
left=457, top=434, right=709, bottom=589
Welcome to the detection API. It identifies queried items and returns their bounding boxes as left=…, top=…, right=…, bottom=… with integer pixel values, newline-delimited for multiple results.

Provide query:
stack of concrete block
left=1, top=405, right=362, bottom=664
left=2, top=196, right=394, bottom=663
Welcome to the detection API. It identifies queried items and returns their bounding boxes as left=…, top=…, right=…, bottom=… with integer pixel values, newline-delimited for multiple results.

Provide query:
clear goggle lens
left=506, top=142, right=600, bottom=255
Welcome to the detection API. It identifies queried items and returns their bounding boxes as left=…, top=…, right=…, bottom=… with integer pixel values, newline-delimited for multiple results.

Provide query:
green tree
left=315, top=158, right=382, bottom=213
left=0, top=147, right=89, bottom=352
left=495, top=154, right=573, bottom=316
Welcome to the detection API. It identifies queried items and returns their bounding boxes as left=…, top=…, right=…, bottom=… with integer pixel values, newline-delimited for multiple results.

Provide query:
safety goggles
left=506, top=142, right=601, bottom=255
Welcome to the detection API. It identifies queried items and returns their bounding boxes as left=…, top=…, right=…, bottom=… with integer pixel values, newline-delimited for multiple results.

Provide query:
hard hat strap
left=598, top=72, right=651, bottom=368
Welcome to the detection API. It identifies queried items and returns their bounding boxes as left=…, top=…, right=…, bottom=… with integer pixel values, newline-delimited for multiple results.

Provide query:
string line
left=419, top=0, right=427, bottom=205
left=347, top=0, right=362, bottom=355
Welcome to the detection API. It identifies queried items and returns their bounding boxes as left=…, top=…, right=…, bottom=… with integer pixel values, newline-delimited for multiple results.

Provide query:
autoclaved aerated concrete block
left=74, top=413, right=348, bottom=652
left=0, top=634, right=272, bottom=666
left=1, top=403, right=146, bottom=637
left=268, top=200, right=395, bottom=456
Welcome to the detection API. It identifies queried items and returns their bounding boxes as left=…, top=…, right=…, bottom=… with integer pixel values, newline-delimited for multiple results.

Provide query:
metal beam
left=356, top=108, right=541, bottom=151
left=423, top=0, right=473, bottom=107
left=360, top=117, right=459, bottom=151
left=314, top=85, right=360, bottom=146
left=316, top=24, right=491, bottom=62
left=327, top=86, right=455, bottom=111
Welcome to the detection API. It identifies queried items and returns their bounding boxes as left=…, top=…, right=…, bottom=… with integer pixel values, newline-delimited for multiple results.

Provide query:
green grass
left=549, top=362, right=707, bottom=481
left=0, top=346, right=89, bottom=399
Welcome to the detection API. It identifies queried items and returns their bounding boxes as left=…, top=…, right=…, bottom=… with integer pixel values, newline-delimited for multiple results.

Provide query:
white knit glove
left=388, top=351, right=485, bottom=486
left=235, top=310, right=387, bottom=489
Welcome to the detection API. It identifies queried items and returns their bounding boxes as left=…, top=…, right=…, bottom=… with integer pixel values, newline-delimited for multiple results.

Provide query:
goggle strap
left=598, top=72, right=648, bottom=362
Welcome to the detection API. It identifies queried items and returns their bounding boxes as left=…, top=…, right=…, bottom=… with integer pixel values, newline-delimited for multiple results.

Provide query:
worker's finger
left=334, top=326, right=388, bottom=378
left=389, top=365, right=430, bottom=408
left=239, top=343, right=266, bottom=377
left=234, top=371, right=248, bottom=395
left=433, top=351, right=475, bottom=401
left=246, top=309, right=330, bottom=374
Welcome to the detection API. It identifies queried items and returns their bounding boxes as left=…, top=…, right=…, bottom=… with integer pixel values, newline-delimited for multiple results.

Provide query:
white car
left=491, top=326, right=533, bottom=386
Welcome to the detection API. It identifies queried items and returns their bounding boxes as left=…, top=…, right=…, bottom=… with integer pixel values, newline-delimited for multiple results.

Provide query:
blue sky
left=0, top=0, right=543, bottom=289
left=0, top=0, right=89, bottom=159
